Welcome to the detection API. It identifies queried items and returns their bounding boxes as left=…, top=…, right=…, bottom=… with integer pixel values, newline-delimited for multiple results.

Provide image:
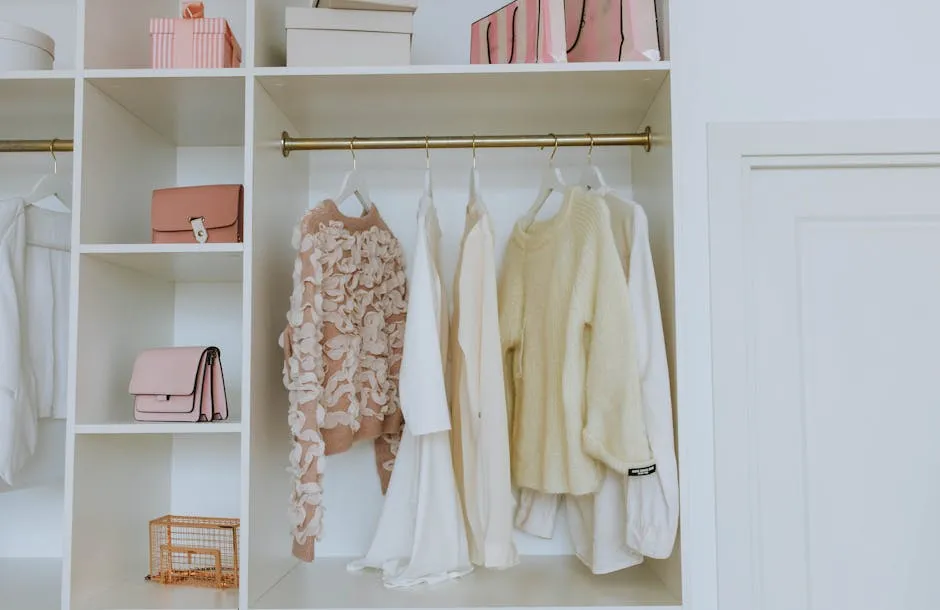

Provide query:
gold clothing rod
left=0, top=139, right=74, bottom=153
left=281, top=127, right=652, bottom=157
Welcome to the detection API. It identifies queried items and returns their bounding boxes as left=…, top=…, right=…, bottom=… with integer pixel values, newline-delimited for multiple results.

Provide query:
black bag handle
left=487, top=4, right=520, bottom=64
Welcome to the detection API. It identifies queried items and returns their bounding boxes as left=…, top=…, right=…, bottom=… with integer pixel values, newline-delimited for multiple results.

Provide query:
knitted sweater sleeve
left=580, top=214, right=655, bottom=474
left=497, top=245, right=525, bottom=440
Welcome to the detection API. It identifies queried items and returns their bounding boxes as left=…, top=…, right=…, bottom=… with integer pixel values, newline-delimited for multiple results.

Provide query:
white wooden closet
left=0, top=2, right=681, bottom=610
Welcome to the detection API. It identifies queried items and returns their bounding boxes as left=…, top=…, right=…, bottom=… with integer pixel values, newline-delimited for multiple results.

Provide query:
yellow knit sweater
left=499, top=187, right=653, bottom=495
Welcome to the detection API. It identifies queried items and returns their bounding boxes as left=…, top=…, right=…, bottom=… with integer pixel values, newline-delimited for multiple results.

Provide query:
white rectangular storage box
left=286, top=7, right=413, bottom=67
left=0, top=21, right=55, bottom=71
left=312, top=0, right=418, bottom=12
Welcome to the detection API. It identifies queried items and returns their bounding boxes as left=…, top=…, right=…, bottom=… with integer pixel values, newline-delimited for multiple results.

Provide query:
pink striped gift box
left=470, top=0, right=567, bottom=64
left=150, top=16, right=242, bottom=69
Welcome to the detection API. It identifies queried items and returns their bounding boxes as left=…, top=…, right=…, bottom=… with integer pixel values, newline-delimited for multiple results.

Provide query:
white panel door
left=709, top=121, right=940, bottom=610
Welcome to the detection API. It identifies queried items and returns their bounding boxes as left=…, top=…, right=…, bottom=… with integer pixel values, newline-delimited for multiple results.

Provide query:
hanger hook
left=588, top=134, right=595, bottom=164
left=425, top=135, right=430, bottom=170
left=549, top=134, right=559, bottom=162
left=472, top=135, right=477, bottom=169
left=50, top=138, right=58, bottom=174
left=350, top=137, right=357, bottom=170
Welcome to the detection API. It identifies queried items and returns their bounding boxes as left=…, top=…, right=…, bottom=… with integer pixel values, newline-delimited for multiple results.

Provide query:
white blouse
left=349, top=195, right=472, bottom=588
left=450, top=196, right=518, bottom=568
left=25, top=205, right=70, bottom=419
left=0, top=198, right=37, bottom=486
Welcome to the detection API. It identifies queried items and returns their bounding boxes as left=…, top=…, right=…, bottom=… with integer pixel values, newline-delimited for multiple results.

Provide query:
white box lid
left=286, top=7, right=414, bottom=34
left=0, top=21, right=55, bottom=56
left=315, top=0, right=418, bottom=13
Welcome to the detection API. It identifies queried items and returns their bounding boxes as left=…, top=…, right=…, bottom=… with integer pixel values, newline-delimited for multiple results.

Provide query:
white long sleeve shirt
left=349, top=195, right=473, bottom=588
left=0, top=198, right=38, bottom=486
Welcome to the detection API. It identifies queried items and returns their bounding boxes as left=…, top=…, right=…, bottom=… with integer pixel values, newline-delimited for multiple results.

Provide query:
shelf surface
left=80, top=244, right=244, bottom=282
left=257, top=64, right=669, bottom=138
left=0, top=557, right=62, bottom=610
left=86, top=74, right=245, bottom=146
left=254, top=61, right=670, bottom=78
left=0, top=70, right=76, bottom=80
left=253, top=556, right=681, bottom=610
left=74, top=579, right=238, bottom=610
left=74, top=417, right=242, bottom=435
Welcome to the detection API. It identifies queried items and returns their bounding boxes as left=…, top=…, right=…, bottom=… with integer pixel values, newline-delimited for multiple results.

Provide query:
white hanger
left=423, top=136, right=433, bottom=199
left=26, top=139, right=70, bottom=214
left=325, top=137, right=372, bottom=211
left=579, top=134, right=608, bottom=192
left=469, top=135, right=482, bottom=200
left=521, top=134, right=566, bottom=229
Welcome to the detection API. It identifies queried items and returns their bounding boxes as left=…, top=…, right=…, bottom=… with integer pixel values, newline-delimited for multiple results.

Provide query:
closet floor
left=74, top=579, right=238, bottom=610
left=1, top=558, right=61, bottom=610
left=253, top=557, right=681, bottom=610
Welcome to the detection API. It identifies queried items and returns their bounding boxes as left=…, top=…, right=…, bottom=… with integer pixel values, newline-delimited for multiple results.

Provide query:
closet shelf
left=253, top=557, right=681, bottom=610
left=86, top=74, right=246, bottom=146
left=257, top=65, right=668, bottom=137
left=0, top=78, right=74, bottom=137
left=80, top=244, right=243, bottom=283
left=73, top=579, right=238, bottom=610
left=74, top=419, right=242, bottom=435
left=253, top=61, right=670, bottom=78
left=84, top=68, right=249, bottom=80
left=0, top=70, right=76, bottom=81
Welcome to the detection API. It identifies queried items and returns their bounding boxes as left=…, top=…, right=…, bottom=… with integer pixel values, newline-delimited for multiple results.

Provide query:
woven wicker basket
left=147, top=515, right=240, bottom=589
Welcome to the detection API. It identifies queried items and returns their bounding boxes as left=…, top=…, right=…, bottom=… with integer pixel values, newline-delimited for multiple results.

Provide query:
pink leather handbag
left=130, top=347, right=229, bottom=423
left=151, top=184, right=244, bottom=244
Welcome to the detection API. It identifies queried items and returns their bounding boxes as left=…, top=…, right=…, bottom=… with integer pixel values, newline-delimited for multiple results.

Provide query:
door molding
left=707, top=120, right=940, bottom=610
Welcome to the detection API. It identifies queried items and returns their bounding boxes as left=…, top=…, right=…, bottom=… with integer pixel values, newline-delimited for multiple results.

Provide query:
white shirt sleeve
left=624, top=204, right=680, bottom=559
left=398, top=219, right=451, bottom=436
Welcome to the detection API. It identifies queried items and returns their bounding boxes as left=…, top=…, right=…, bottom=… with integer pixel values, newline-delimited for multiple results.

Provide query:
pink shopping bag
left=470, top=0, right=567, bottom=64
left=565, top=0, right=661, bottom=62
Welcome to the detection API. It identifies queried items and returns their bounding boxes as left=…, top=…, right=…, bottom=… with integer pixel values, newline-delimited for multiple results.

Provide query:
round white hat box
left=0, top=21, right=55, bottom=70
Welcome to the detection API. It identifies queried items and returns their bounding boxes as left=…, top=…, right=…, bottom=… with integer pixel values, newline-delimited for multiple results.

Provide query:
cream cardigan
left=450, top=196, right=518, bottom=569
left=499, top=187, right=654, bottom=495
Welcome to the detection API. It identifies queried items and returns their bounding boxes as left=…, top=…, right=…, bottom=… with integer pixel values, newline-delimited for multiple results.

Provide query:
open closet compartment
left=69, top=433, right=241, bottom=610
left=0, top=76, right=75, bottom=610
left=0, top=0, right=78, bottom=72
left=247, top=64, right=679, bottom=609
left=75, top=75, right=246, bottom=430
left=84, top=0, right=247, bottom=70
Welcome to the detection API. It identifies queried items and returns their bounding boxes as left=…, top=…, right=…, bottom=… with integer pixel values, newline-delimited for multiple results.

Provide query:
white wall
left=668, top=1, right=940, bottom=608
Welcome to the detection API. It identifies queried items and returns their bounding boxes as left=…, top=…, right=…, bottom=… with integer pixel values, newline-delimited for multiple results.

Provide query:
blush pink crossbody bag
left=130, top=347, right=229, bottom=423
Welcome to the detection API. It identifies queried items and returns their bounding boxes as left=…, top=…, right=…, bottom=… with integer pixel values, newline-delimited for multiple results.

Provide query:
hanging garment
left=25, top=205, right=70, bottom=419
left=280, top=200, right=408, bottom=562
left=499, top=186, right=653, bottom=495
left=349, top=194, right=472, bottom=588
left=515, top=191, right=679, bottom=572
left=0, top=198, right=38, bottom=486
left=450, top=195, right=518, bottom=569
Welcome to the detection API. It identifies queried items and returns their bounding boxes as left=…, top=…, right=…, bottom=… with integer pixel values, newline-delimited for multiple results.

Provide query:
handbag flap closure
left=152, top=184, right=242, bottom=232
left=129, top=347, right=209, bottom=396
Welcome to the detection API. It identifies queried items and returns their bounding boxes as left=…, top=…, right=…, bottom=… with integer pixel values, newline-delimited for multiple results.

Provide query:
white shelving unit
left=0, top=2, right=681, bottom=610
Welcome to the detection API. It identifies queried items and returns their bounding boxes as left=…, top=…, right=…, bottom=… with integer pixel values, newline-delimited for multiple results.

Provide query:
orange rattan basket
left=147, top=515, right=240, bottom=589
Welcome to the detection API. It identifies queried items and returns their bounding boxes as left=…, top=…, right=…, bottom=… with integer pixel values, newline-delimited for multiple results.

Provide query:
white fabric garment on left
left=516, top=191, right=678, bottom=573
left=0, top=198, right=38, bottom=486
left=25, top=205, right=70, bottom=419
left=349, top=194, right=472, bottom=588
